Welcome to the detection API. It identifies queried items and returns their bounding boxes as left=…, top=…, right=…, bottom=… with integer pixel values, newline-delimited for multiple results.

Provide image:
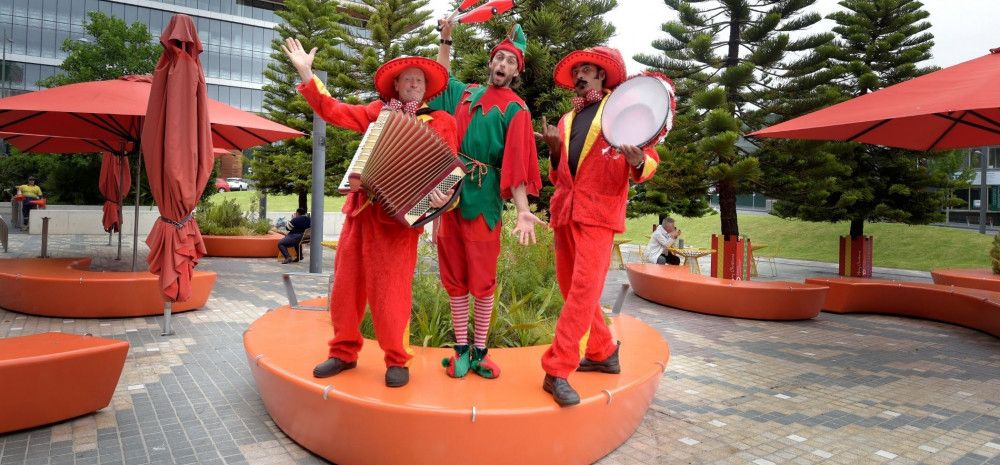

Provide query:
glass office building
left=0, top=0, right=368, bottom=112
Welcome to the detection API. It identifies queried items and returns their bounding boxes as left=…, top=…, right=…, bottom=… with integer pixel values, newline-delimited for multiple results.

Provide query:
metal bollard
left=39, top=216, right=50, bottom=258
left=161, top=302, right=174, bottom=336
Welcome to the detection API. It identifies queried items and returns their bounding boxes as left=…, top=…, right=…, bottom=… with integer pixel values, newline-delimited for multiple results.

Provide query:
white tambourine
left=601, top=72, right=676, bottom=149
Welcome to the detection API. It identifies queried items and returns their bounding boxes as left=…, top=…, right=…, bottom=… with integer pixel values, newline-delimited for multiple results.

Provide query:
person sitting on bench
left=16, top=176, right=43, bottom=226
left=278, top=208, right=310, bottom=264
left=645, top=217, right=681, bottom=265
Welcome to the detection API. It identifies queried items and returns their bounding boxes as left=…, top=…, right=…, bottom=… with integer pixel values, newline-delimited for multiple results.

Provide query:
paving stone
left=1, top=233, right=997, bottom=465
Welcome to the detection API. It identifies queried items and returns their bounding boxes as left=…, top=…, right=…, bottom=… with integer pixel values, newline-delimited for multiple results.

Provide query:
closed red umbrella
left=98, top=152, right=131, bottom=233
left=141, top=14, right=214, bottom=303
left=751, top=48, right=1000, bottom=150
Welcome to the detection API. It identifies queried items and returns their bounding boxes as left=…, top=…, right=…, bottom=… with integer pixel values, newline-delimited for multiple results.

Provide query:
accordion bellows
left=339, top=110, right=465, bottom=227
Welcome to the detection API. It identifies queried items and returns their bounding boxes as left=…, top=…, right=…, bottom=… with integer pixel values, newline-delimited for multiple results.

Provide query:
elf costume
left=429, top=25, right=542, bottom=379
left=298, top=56, right=459, bottom=387
left=541, top=47, right=669, bottom=405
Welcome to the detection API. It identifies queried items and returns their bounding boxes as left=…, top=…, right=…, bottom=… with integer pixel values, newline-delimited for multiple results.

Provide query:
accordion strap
left=458, top=153, right=498, bottom=188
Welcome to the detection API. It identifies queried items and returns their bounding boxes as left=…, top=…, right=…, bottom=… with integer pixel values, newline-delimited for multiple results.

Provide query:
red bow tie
left=386, top=99, right=420, bottom=115
left=571, top=89, right=603, bottom=112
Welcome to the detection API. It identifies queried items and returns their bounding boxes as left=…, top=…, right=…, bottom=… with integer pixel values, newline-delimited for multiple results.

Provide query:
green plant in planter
left=360, top=206, right=566, bottom=348
left=991, top=232, right=1000, bottom=275
left=196, top=198, right=271, bottom=236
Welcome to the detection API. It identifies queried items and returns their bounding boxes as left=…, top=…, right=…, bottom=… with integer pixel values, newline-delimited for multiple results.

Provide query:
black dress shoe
left=578, top=341, right=621, bottom=374
left=313, top=357, right=356, bottom=378
left=385, top=366, right=409, bottom=387
left=543, top=374, right=580, bottom=407
left=281, top=258, right=293, bottom=264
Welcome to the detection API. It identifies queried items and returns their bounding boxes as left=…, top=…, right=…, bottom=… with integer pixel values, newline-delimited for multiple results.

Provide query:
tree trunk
left=849, top=218, right=864, bottom=238
left=298, top=191, right=308, bottom=211
left=718, top=181, right=739, bottom=237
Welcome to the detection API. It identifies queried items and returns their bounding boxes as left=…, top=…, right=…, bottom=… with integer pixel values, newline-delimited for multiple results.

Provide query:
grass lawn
left=619, top=212, right=991, bottom=272
left=209, top=191, right=989, bottom=272
left=208, top=190, right=346, bottom=213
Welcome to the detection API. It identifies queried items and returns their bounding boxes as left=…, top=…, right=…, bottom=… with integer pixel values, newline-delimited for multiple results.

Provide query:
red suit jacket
left=548, top=95, right=659, bottom=233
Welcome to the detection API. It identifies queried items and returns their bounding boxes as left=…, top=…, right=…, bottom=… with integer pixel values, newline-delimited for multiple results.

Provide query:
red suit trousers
left=436, top=209, right=501, bottom=298
left=327, top=201, right=420, bottom=367
left=541, top=222, right=617, bottom=378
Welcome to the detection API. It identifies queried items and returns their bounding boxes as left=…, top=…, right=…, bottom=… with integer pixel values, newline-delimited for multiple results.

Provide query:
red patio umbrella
left=99, top=152, right=131, bottom=234
left=141, top=13, right=213, bottom=306
left=0, top=66, right=301, bottom=272
left=750, top=48, right=1000, bottom=151
left=0, top=76, right=301, bottom=152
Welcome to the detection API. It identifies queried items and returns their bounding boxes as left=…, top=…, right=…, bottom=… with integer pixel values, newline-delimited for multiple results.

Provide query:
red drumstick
left=484, top=0, right=515, bottom=15
left=456, top=0, right=514, bottom=24
left=459, top=0, right=482, bottom=10
left=456, top=4, right=498, bottom=24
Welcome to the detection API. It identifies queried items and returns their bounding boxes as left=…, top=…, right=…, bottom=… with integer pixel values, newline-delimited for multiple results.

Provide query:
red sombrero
left=553, top=46, right=627, bottom=91
left=373, top=56, right=449, bottom=102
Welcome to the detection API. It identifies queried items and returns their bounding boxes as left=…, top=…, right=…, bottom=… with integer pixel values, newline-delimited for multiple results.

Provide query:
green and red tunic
left=429, top=76, right=541, bottom=229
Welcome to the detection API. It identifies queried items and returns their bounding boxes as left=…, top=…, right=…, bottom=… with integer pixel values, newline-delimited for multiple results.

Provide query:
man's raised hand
left=280, top=37, right=317, bottom=83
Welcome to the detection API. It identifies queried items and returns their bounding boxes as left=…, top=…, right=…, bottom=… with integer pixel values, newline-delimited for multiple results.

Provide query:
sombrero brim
left=553, top=50, right=626, bottom=91
left=374, top=56, right=449, bottom=102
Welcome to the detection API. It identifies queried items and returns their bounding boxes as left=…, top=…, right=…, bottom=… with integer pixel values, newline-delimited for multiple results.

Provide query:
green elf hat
left=490, top=23, right=527, bottom=72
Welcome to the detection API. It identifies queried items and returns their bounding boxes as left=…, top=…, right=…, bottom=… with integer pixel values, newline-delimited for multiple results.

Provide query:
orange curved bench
left=244, top=300, right=670, bottom=465
left=931, top=268, right=1000, bottom=293
left=0, top=257, right=216, bottom=318
left=805, top=277, right=1000, bottom=337
left=202, top=233, right=283, bottom=257
left=626, top=263, right=827, bottom=320
left=0, top=332, right=128, bottom=433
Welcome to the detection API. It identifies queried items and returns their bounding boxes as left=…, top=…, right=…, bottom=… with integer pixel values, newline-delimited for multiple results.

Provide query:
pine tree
left=249, top=0, right=354, bottom=210
left=448, top=0, right=617, bottom=118
left=636, top=0, right=833, bottom=237
left=445, top=0, right=618, bottom=209
left=759, top=0, right=950, bottom=238
left=627, top=109, right=714, bottom=220
left=337, top=0, right=438, bottom=97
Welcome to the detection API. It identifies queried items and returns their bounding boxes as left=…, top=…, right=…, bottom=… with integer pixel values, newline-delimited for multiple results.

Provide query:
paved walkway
left=0, top=231, right=997, bottom=465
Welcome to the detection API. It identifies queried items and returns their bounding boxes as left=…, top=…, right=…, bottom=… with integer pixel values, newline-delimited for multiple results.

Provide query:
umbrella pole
left=116, top=152, right=125, bottom=260
left=132, top=150, right=142, bottom=271
left=161, top=302, right=174, bottom=336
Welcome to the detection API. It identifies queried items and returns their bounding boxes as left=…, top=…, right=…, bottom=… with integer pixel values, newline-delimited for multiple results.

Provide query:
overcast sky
left=424, top=0, right=999, bottom=73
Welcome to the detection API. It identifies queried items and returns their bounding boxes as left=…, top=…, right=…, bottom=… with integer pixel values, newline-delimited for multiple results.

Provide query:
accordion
left=338, top=110, right=465, bottom=227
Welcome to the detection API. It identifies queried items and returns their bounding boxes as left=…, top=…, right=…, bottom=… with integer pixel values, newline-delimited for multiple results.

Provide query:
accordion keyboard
left=405, top=170, right=465, bottom=221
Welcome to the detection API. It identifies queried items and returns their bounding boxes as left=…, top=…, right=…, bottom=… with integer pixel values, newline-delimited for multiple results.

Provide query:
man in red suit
left=538, top=47, right=663, bottom=406
left=282, top=38, right=459, bottom=388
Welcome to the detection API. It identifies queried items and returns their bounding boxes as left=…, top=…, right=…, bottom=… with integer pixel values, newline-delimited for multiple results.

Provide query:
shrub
left=360, top=206, right=566, bottom=348
left=196, top=198, right=271, bottom=236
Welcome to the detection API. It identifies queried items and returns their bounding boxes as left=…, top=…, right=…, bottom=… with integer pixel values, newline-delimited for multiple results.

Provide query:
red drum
left=601, top=72, right=677, bottom=149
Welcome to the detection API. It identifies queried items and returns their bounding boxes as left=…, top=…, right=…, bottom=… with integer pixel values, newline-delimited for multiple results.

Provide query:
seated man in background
left=16, top=176, right=43, bottom=226
left=278, top=208, right=310, bottom=264
left=645, top=217, right=681, bottom=265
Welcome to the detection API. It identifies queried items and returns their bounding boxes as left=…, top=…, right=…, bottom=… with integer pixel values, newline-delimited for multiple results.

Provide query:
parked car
left=226, top=177, right=249, bottom=191
left=215, top=178, right=230, bottom=193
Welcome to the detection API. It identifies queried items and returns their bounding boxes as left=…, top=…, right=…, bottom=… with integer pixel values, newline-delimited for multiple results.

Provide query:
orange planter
left=931, top=268, right=1000, bottom=293
left=202, top=233, right=283, bottom=257
left=0, top=257, right=216, bottom=318
left=627, top=263, right=827, bottom=320
left=806, top=277, right=1000, bottom=337
left=244, top=300, right=669, bottom=465
left=0, top=332, right=128, bottom=433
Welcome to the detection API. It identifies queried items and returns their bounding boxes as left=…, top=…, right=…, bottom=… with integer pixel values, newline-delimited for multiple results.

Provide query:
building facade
left=0, top=0, right=368, bottom=113
left=947, top=146, right=1000, bottom=227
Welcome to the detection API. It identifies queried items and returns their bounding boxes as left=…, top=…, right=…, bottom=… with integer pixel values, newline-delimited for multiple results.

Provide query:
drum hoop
left=601, top=74, right=675, bottom=148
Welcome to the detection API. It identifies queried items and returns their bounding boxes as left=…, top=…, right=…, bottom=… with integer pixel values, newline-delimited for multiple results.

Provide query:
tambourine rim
left=601, top=75, right=673, bottom=148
